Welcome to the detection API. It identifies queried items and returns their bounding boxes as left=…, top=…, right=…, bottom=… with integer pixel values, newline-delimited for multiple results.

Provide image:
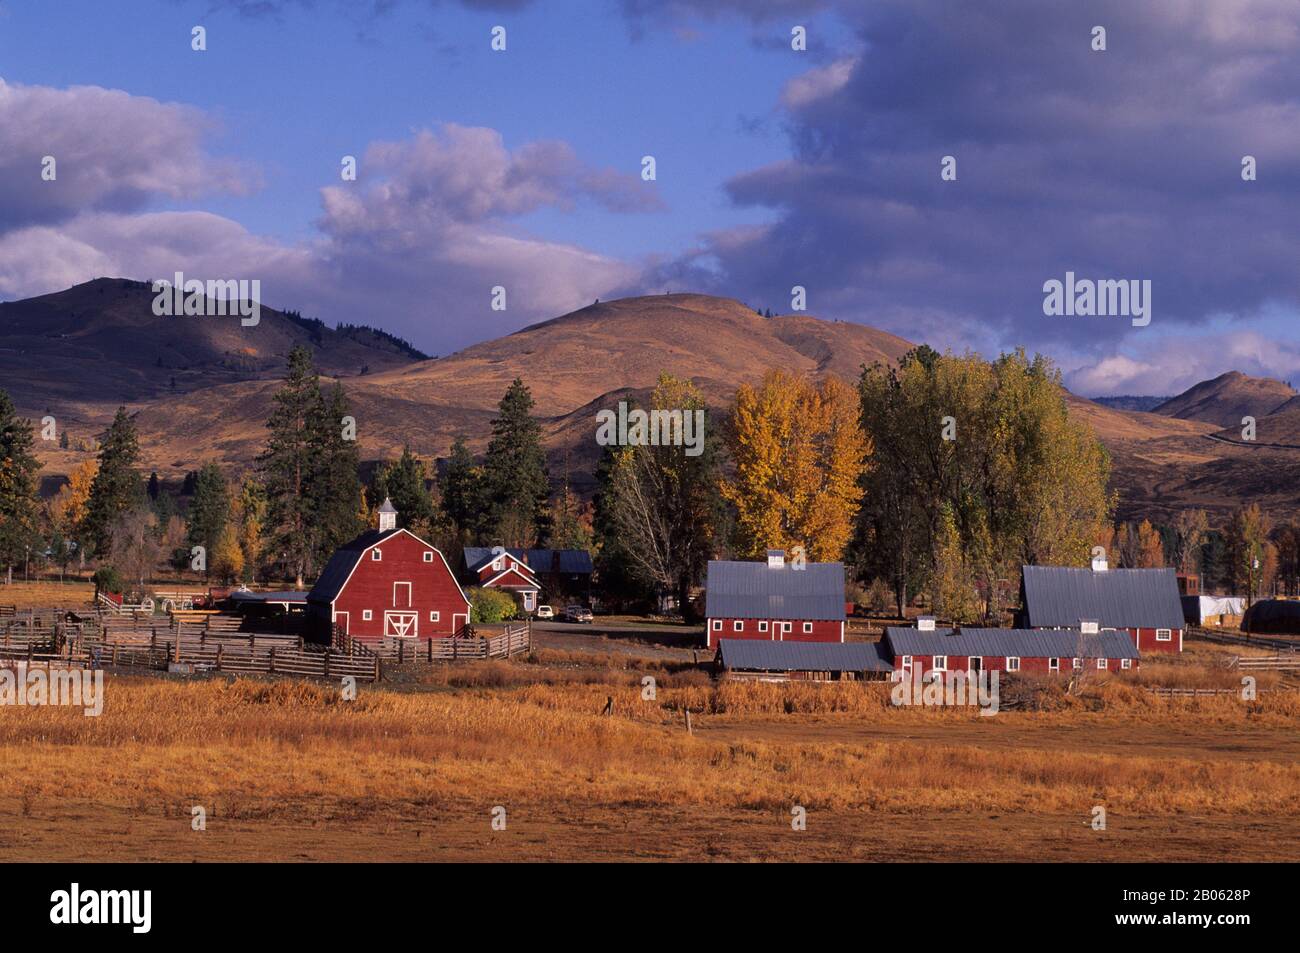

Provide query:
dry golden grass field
left=1, top=640, right=1298, bottom=862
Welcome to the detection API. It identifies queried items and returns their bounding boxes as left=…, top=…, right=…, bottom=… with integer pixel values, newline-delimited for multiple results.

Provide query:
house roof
left=229, top=589, right=309, bottom=604
left=884, top=626, right=1140, bottom=659
left=705, top=559, right=845, bottom=621
left=463, top=547, right=594, bottom=576
left=1020, top=565, right=1184, bottom=630
left=717, top=639, right=894, bottom=673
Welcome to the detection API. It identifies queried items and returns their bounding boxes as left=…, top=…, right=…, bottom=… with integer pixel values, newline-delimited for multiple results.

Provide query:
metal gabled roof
left=717, top=639, right=894, bottom=672
left=463, top=547, right=594, bottom=575
left=705, top=560, right=845, bottom=622
left=1020, top=565, right=1184, bottom=630
left=884, top=626, right=1139, bottom=659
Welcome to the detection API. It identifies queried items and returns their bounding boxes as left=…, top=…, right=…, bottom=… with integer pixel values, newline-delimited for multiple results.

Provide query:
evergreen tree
left=0, top=389, right=41, bottom=583
left=147, top=471, right=160, bottom=500
left=312, top=383, right=366, bottom=566
left=482, top=379, right=549, bottom=546
left=441, top=437, right=487, bottom=543
left=259, top=346, right=326, bottom=587
left=186, top=462, right=230, bottom=576
left=82, top=407, right=142, bottom=557
left=374, top=445, right=436, bottom=535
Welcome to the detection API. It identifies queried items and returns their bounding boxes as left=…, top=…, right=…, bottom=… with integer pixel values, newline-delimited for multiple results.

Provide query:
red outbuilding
left=883, top=620, right=1140, bottom=677
left=704, top=550, right=845, bottom=649
left=307, top=498, right=470, bottom=642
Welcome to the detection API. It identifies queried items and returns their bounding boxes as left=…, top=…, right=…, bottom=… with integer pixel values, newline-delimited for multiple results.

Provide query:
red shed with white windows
left=307, top=498, right=470, bottom=642
left=704, top=550, right=846, bottom=649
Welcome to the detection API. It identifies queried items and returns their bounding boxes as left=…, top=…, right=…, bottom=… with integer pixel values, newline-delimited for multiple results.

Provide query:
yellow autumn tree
left=49, top=459, right=97, bottom=535
left=722, top=370, right=870, bottom=562
left=211, top=523, right=245, bottom=584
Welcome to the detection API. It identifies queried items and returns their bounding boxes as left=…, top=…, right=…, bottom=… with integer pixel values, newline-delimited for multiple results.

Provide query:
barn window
left=1156, top=628, right=1172, bottom=642
left=1048, top=657, right=1059, bottom=672
left=423, top=552, right=434, bottom=562
left=1097, top=657, right=1107, bottom=669
left=758, top=621, right=768, bottom=633
left=1006, top=656, right=1020, bottom=672
left=1121, top=658, right=1132, bottom=670
left=362, top=610, right=373, bottom=621
left=781, top=622, right=792, bottom=634
left=802, top=622, right=813, bottom=634
left=429, top=611, right=440, bottom=622
left=371, top=549, right=381, bottom=561
left=733, top=621, right=744, bottom=632
left=711, top=620, right=722, bottom=631
left=1072, top=657, right=1082, bottom=669
left=933, top=655, right=947, bottom=671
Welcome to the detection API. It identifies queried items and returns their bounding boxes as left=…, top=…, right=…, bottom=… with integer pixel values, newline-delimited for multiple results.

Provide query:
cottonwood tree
left=722, top=369, right=868, bottom=562
left=482, top=378, right=549, bottom=547
left=82, top=407, right=143, bottom=558
left=856, top=348, right=1112, bottom=618
left=1115, top=519, right=1165, bottom=568
left=1226, top=504, right=1271, bottom=606
left=0, top=389, right=40, bottom=584
left=1171, top=509, right=1209, bottom=575
left=109, top=507, right=164, bottom=594
left=598, top=375, right=721, bottom=618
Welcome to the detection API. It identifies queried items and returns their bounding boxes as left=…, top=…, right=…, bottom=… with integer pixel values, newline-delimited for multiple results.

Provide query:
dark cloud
left=646, top=0, right=1300, bottom=390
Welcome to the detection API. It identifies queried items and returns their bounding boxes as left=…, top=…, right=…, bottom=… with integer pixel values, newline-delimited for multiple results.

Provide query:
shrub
left=91, top=566, right=124, bottom=597
left=469, top=586, right=517, bottom=623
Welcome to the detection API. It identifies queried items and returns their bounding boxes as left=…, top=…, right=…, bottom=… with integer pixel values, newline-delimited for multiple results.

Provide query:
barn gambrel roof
left=717, top=639, right=893, bottom=672
left=1020, top=565, right=1184, bottom=630
left=307, top=528, right=468, bottom=607
left=705, top=559, right=845, bottom=621
left=884, top=626, right=1139, bottom=660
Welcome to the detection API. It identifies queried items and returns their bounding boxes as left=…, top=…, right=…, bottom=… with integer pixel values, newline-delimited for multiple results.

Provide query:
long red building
left=307, top=499, right=471, bottom=642
left=704, top=550, right=845, bottom=649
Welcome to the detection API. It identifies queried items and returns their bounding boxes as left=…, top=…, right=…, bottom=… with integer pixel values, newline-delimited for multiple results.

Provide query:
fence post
left=269, top=647, right=276, bottom=674
left=216, top=643, right=223, bottom=672
left=373, top=656, right=381, bottom=682
left=323, top=651, right=330, bottom=678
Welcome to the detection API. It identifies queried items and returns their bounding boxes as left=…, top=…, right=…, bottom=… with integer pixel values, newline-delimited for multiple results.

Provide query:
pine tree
left=374, top=445, right=436, bottom=536
left=259, top=347, right=326, bottom=587
left=441, top=437, right=487, bottom=543
left=312, top=383, right=365, bottom=567
left=0, top=389, right=41, bottom=583
left=482, top=379, right=549, bottom=547
left=186, top=462, right=230, bottom=577
left=82, top=407, right=142, bottom=557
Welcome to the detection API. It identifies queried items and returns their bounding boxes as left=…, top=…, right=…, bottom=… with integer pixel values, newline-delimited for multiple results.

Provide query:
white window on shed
left=734, top=620, right=744, bottom=632
left=1072, top=657, right=1082, bottom=669
left=901, top=655, right=913, bottom=671
left=711, top=620, right=722, bottom=631
left=1048, top=657, right=1059, bottom=672
left=758, top=621, right=769, bottom=633
left=802, top=622, right=813, bottom=634
left=1006, top=656, right=1020, bottom=672
left=1097, top=657, right=1108, bottom=670
left=1156, top=628, right=1172, bottom=642
left=933, top=655, right=947, bottom=671
left=1121, top=658, right=1132, bottom=670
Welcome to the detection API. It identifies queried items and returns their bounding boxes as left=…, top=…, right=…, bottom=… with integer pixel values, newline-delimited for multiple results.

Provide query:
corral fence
left=336, top=622, right=532, bottom=664
left=1189, top=625, right=1300, bottom=652
left=1227, top=655, right=1300, bottom=671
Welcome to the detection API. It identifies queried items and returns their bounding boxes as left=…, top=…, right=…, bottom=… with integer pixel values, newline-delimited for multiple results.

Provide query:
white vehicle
left=535, top=605, right=555, bottom=620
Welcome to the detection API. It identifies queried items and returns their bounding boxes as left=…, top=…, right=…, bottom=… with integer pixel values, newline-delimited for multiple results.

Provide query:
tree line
left=0, top=343, right=1292, bottom=616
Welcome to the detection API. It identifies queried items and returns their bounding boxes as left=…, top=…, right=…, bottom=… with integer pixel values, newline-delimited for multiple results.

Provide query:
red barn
left=307, top=499, right=470, bottom=642
left=704, top=550, right=845, bottom=649
left=1018, top=562, right=1185, bottom=653
left=883, top=621, right=1140, bottom=676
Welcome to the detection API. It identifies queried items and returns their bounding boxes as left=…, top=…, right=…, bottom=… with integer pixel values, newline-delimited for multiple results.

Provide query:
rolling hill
left=1153, top=371, right=1295, bottom=428
left=10, top=283, right=1300, bottom=522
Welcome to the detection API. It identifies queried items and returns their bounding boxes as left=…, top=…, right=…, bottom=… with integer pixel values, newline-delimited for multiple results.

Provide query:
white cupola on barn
left=377, top=497, right=398, bottom=532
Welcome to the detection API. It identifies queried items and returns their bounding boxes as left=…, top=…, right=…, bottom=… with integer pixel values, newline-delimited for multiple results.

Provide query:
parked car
left=564, top=605, right=594, bottom=623
left=535, top=605, right=554, bottom=620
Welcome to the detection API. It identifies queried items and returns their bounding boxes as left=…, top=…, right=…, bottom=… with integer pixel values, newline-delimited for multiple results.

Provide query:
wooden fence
left=360, top=623, right=532, bottom=663
left=1228, top=655, right=1300, bottom=671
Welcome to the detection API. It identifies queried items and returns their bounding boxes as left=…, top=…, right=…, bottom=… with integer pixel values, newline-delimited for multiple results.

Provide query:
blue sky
left=2, top=0, right=1299, bottom=395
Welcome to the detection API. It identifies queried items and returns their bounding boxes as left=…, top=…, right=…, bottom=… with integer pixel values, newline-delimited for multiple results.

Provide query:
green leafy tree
left=82, top=407, right=143, bottom=558
left=0, top=389, right=41, bottom=583
left=482, top=379, right=549, bottom=547
left=468, top=586, right=518, bottom=623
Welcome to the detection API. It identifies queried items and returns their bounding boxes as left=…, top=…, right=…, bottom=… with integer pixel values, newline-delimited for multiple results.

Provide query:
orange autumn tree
left=722, top=370, right=870, bottom=562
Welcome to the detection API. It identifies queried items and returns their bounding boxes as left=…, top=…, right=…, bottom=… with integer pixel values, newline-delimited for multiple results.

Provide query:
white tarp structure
left=1186, top=595, right=1246, bottom=624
